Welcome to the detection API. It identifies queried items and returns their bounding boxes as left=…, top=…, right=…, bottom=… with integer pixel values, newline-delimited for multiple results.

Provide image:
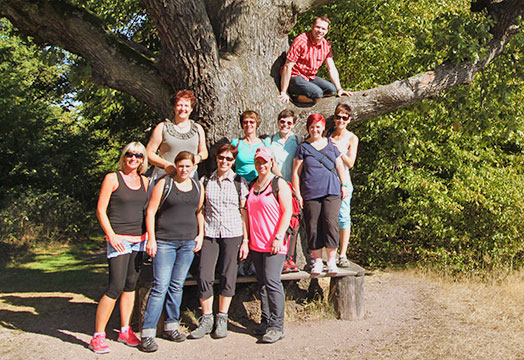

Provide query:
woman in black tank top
left=139, top=151, right=204, bottom=353
left=89, top=142, right=149, bottom=354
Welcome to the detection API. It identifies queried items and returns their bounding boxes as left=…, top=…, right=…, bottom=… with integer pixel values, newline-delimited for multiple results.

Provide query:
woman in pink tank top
left=246, top=147, right=292, bottom=343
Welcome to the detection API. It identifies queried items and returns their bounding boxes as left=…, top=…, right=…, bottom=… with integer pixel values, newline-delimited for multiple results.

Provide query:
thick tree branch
left=0, top=0, right=172, bottom=118
left=287, top=0, right=523, bottom=126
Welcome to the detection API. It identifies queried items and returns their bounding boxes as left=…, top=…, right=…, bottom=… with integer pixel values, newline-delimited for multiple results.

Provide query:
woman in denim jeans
left=139, top=151, right=204, bottom=352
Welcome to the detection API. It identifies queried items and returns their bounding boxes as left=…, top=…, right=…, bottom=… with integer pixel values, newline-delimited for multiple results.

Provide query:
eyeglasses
left=335, top=114, right=351, bottom=121
left=279, top=119, right=294, bottom=126
left=125, top=152, right=144, bottom=159
left=243, top=120, right=256, bottom=125
left=217, top=155, right=235, bottom=162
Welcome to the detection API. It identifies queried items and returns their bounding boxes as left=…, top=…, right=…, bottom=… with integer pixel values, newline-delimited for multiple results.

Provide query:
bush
left=0, top=189, right=96, bottom=264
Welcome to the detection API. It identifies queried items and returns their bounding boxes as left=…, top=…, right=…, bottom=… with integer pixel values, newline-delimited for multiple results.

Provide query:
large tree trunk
left=0, top=0, right=522, bottom=143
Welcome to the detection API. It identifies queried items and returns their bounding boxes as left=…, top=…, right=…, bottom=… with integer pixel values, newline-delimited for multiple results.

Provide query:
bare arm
left=340, top=133, right=359, bottom=169
left=96, top=173, right=124, bottom=251
left=146, top=122, right=176, bottom=175
left=279, top=59, right=296, bottom=103
left=336, top=156, right=350, bottom=199
left=145, top=178, right=165, bottom=257
left=272, top=177, right=293, bottom=255
left=239, top=198, right=250, bottom=261
left=195, top=123, right=208, bottom=164
left=194, top=182, right=205, bottom=252
left=291, top=158, right=303, bottom=208
left=326, top=57, right=351, bottom=97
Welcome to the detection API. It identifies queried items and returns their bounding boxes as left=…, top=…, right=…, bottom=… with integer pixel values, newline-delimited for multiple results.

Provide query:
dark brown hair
left=216, top=143, right=239, bottom=159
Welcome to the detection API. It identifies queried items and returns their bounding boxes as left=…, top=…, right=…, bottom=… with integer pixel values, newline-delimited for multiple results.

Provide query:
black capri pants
left=303, top=194, right=341, bottom=250
left=105, top=251, right=143, bottom=299
left=198, top=236, right=242, bottom=299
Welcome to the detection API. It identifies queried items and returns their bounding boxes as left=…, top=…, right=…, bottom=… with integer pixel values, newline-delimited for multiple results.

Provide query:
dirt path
left=2, top=270, right=524, bottom=359
left=0, top=271, right=428, bottom=359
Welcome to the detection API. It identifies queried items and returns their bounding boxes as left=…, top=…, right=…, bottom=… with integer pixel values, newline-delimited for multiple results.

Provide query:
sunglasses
left=217, top=155, right=235, bottom=162
left=125, top=152, right=144, bottom=159
left=335, top=114, right=351, bottom=121
left=279, top=119, right=294, bottom=126
left=243, top=120, right=256, bottom=125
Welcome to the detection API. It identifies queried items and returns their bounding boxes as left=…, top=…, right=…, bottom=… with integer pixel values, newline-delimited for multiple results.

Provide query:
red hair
left=306, top=113, right=326, bottom=129
left=173, top=89, right=196, bottom=108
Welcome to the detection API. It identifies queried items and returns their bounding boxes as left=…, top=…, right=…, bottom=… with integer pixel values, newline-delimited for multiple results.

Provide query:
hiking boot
left=213, top=313, right=228, bottom=339
left=138, top=337, right=158, bottom=353
left=189, top=314, right=214, bottom=339
left=310, top=259, right=323, bottom=275
left=326, top=260, right=339, bottom=275
left=163, top=329, right=186, bottom=342
left=254, top=322, right=268, bottom=336
left=117, top=328, right=140, bottom=347
left=261, top=329, right=285, bottom=343
left=337, top=256, right=351, bottom=268
left=89, top=333, right=110, bottom=354
left=287, top=257, right=299, bottom=272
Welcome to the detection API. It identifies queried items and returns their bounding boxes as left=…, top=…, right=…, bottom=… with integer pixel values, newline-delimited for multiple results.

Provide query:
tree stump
left=329, top=273, right=365, bottom=320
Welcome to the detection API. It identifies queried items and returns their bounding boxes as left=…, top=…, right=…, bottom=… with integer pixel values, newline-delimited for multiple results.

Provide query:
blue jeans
left=141, top=240, right=195, bottom=337
left=288, top=75, right=336, bottom=99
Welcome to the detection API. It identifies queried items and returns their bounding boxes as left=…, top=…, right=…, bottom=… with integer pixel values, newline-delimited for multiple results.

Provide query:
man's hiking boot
left=213, top=313, right=228, bottom=339
left=189, top=314, right=214, bottom=339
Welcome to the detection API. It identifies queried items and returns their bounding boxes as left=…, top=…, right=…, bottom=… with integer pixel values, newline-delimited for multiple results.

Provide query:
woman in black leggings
left=89, top=142, right=149, bottom=354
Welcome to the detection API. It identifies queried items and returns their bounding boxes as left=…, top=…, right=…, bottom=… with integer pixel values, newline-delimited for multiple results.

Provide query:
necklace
left=253, top=175, right=273, bottom=195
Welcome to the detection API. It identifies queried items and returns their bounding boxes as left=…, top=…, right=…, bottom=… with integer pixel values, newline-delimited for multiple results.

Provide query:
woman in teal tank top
left=231, top=110, right=270, bottom=182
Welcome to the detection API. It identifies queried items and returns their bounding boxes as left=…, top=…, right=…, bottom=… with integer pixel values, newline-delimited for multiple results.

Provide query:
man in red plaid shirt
left=279, top=16, right=351, bottom=104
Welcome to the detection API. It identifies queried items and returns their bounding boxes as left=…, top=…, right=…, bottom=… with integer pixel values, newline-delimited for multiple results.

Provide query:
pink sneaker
left=89, top=333, right=110, bottom=354
left=118, top=328, right=140, bottom=347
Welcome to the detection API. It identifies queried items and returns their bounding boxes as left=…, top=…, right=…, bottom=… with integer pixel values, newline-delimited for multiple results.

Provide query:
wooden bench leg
left=329, top=275, right=365, bottom=320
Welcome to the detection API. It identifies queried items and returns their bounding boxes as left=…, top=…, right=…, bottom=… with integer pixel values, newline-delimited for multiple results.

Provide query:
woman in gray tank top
left=146, top=90, right=208, bottom=180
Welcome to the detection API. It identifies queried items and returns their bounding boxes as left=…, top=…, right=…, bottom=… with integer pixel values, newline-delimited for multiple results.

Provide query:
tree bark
left=0, top=0, right=522, bottom=142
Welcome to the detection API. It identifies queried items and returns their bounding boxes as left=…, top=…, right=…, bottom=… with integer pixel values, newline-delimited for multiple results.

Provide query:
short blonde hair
left=118, top=142, right=148, bottom=174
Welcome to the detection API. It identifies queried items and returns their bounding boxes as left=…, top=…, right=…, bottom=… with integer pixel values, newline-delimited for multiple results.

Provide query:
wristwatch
left=275, top=234, right=284, bottom=241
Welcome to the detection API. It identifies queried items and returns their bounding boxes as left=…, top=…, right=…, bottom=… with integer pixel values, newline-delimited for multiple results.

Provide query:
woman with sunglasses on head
left=139, top=151, right=204, bottom=353
left=231, top=110, right=270, bottom=183
left=247, top=147, right=292, bottom=343
left=269, top=109, right=302, bottom=273
left=189, top=143, right=250, bottom=340
left=146, top=89, right=208, bottom=181
left=292, top=114, right=349, bottom=275
left=329, top=104, right=359, bottom=268
left=89, top=142, right=149, bottom=354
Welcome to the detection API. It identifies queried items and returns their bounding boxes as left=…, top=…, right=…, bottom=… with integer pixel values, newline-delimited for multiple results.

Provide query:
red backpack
left=269, top=176, right=302, bottom=244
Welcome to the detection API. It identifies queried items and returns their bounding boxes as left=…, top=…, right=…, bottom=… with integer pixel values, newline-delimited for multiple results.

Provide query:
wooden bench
left=137, top=260, right=365, bottom=323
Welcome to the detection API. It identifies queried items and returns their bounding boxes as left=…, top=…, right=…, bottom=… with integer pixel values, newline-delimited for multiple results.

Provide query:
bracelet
left=341, top=183, right=349, bottom=187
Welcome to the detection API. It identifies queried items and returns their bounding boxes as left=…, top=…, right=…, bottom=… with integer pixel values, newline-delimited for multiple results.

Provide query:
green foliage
left=295, top=0, right=524, bottom=274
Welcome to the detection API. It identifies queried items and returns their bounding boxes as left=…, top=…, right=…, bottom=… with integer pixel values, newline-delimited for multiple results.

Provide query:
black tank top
left=107, top=172, right=147, bottom=235
left=155, top=179, right=200, bottom=241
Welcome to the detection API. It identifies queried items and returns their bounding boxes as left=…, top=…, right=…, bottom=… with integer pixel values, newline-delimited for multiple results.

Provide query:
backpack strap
left=234, top=174, right=243, bottom=207
left=158, top=175, right=174, bottom=209
left=271, top=175, right=281, bottom=202
left=302, top=142, right=336, bottom=173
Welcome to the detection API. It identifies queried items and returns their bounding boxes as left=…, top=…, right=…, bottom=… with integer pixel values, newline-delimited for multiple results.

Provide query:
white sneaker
left=326, top=261, right=339, bottom=275
left=310, top=259, right=323, bottom=275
